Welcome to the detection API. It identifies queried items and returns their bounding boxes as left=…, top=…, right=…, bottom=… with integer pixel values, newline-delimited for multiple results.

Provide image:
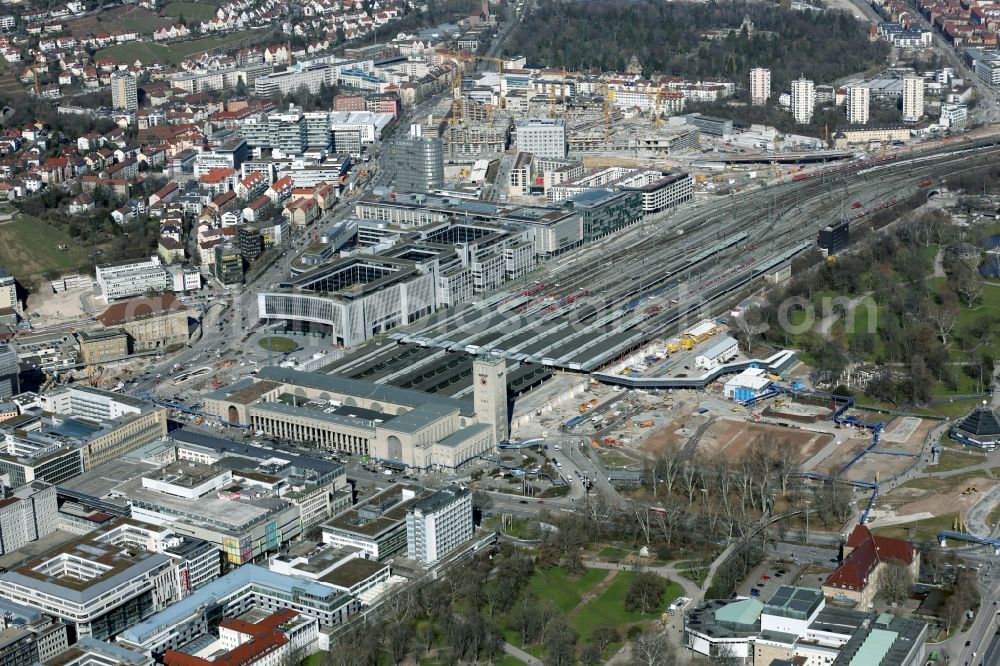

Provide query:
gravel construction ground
left=697, top=419, right=834, bottom=463
left=882, top=473, right=1000, bottom=529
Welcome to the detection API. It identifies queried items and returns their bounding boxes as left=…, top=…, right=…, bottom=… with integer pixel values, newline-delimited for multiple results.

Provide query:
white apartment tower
left=473, top=355, right=508, bottom=445
left=515, top=119, right=567, bottom=158
left=846, top=86, right=870, bottom=124
left=750, top=67, right=771, bottom=106
left=405, top=485, right=473, bottom=565
left=902, top=76, right=924, bottom=122
left=790, top=77, right=815, bottom=124
left=111, top=71, right=138, bottom=112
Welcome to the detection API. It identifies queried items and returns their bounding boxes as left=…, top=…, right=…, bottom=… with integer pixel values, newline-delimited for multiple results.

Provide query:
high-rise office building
left=405, top=485, right=473, bottom=565
left=515, top=118, right=567, bottom=158
left=750, top=67, right=770, bottom=106
left=111, top=71, right=138, bottom=112
left=0, top=343, right=18, bottom=400
left=902, top=76, right=924, bottom=122
left=846, top=85, right=870, bottom=124
left=214, top=244, right=244, bottom=285
left=394, top=124, right=444, bottom=193
left=0, top=482, right=57, bottom=555
left=790, top=77, right=815, bottom=124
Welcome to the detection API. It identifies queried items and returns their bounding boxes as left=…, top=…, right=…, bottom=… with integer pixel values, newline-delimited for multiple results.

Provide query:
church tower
left=474, top=355, right=508, bottom=446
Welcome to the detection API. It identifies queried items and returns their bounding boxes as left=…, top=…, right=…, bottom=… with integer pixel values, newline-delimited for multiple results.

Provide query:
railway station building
left=204, top=359, right=508, bottom=472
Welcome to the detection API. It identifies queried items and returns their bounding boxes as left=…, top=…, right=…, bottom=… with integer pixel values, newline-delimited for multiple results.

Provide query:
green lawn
left=598, top=545, right=631, bottom=559
left=526, top=567, right=609, bottom=613
left=928, top=445, right=987, bottom=472
left=927, top=276, right=1000, bottom=362
left=96, top=30, right=256, bottom=65
left=598, top=452, right=637, bottom=469
left=837, top=298, right=884, bottom=354
left=300, top=654, right=324, bottom=666
left=258, top=336, right=299, bottom=353
left=92, top=7, right=171, bottom=34
left=919, top=244, right=940, bottom=271
left=872, top=512, right=959, bottom=542
left=676, top=566, right=710, bottom=586
left=570, top=572, right=682, bottom=638
left=895, top=468, right=998, bottom=492
left=0, top=214, right=89, bottom=282
left=163, top=1, right=218, bottom=22
left=495, top=657, right=526, bottom=666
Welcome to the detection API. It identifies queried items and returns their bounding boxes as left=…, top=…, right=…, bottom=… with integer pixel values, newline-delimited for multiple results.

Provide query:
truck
left=639, top=420, right=655, bottom=428
left=603, top=436, right=617, bottom=445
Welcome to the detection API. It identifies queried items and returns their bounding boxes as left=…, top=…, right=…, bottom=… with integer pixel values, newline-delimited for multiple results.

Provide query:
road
left=953, top=577, right=1000, bottom=666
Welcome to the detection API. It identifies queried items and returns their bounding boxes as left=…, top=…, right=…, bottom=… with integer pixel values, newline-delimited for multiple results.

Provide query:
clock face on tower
left=479, top=375, right=488, bottom=386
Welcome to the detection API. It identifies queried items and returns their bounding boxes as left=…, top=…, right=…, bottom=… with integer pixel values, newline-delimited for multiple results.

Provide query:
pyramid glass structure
left=950, top=405, right=1000, bottom=449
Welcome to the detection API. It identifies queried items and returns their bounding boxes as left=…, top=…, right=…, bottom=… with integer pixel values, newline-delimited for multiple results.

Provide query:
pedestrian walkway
left=502, top=642, right=542, bottom=666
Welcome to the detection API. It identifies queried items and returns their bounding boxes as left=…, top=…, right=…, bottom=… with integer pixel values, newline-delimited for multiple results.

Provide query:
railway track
left=389, top=140, right=1000, bottom=371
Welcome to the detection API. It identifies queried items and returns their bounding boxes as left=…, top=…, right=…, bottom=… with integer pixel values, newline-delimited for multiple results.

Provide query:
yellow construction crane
left=602, top=85, right=615, bottom=142
left=561, top=68, right=568, bottom=114
left=443, top=51, right=507, bottom=110
left=632, top=87, right=665, bottom=128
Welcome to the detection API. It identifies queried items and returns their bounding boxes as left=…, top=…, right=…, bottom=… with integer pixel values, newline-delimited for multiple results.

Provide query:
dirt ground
left=25, top=286, right=90, bottom=322
left=642, top=425, right=686, bottom=455
left=818, top=431, right=919, bottom=484
left=885, top=475, right=999, bottom=522
left=696, top=419, right=834, bottom=463
left=642, top=402, right=710, bottom=455
left=880, top=417, right=935, bottom=453
left=767, top=399, right=833, bottom=420
left=817, top=415, right=933, bottom=483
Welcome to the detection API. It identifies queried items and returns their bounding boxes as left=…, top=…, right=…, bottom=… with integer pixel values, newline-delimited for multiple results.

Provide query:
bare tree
left=680, top=461, right=701, bottom=507
left=733, top=305, right=769, bottom=355
left=736, top=461, right=754, bottom=517
left=581, top=643, right=602, bottom=665
left=878, top=562, right=914, bottom=606
left=280, top=646, right=307, bottom=666
left=591, top=626, right=620, bottom=654
left=655, top=447, right=681, bottom=498
left=775, top=444, right=798, bottom=495
left=386, top=621, right=413, bottom=665
left=650, top=498, right=685, bottom=548
left=632, top=501, right=653, bottom=545
left=543, top=617, right=577, bottom=666
left=928, top=305, right=958, bottom=347
left=630, top=629, right=675, bottom=666
left=957, top=273, right=984, bottom=309
left=710, top=455, right=733, bottom=516
left=942, top=592, right=967, bottom=633
left=580, top=495, right=615, bottom=545
left=713, top=642, right=743, bottom=666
